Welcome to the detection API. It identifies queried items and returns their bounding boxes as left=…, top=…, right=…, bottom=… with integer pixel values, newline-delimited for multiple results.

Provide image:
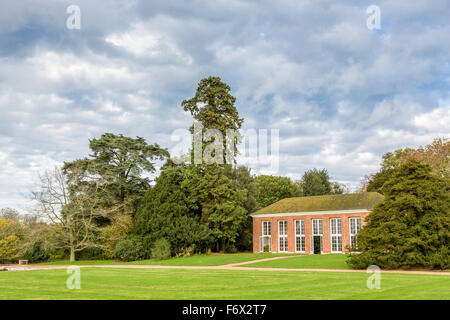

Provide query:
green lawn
left=39, top=253, right=294, bottom=266
left=242, top=254, right=350, bottom=269
left=0, top=268, right=448, bottom=300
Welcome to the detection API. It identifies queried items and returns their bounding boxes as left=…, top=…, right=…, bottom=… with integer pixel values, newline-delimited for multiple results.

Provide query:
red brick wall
left=252, top=212, right=370, bottom=254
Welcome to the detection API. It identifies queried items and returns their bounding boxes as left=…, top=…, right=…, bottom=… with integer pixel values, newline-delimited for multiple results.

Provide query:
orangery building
left=251, top=192, right=384, bottom=254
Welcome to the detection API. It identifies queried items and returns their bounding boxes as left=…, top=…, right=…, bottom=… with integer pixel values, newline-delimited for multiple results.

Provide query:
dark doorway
left=313, top=236, right=322, bottom=254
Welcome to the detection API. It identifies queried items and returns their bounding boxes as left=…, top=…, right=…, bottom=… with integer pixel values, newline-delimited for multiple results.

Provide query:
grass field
left=243, top=254, right=350, bottom=269
left=39, top=253, right=294, bottom=266
left=0, top=267, right=448, bottom=300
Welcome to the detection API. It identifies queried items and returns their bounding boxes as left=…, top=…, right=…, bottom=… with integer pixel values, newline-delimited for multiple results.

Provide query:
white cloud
left=0, top=0, right=449, bottom=209
left=105, top=21, right=193, bottom=65
left=413, top=107, right=450, bottom=133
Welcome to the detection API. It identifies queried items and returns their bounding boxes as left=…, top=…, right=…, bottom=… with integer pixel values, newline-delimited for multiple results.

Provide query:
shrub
left=23, top=240, right=50, bottom=263
left=424, top=246, right=449, bottom=270
left=263, top=245, right=270, bottom=253
left=0, top=235, right=21, bottom=263
left=77, top=247, right=105, bottom=260
left=175, top=244, right=195, bottom=258
left=48, top=248, right=66, bottom=261
left=225, top=244, right=238, bottom=254
left=151, top=238, right=171, bottom=260
left=114, top=235, right=146, bottom=262
left=132, top=167, right=212, bottom=254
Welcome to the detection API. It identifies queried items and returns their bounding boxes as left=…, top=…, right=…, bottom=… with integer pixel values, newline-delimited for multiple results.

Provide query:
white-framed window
left=262, top=221, right=271, bottom=236
left=295, top=220, right=305, bottom=252
left=330, top=218, right=342, bottom=253
left=278, top=220, right=288, bottom=252
left=312, top=219, right=323, bottom=235
left=260, top=221, right=271, bottom=252
left=349, top=217, right=361, bottom=249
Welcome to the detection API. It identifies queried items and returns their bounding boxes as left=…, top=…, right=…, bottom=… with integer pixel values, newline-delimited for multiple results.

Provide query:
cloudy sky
left=1, top=0, right=449, bottom=211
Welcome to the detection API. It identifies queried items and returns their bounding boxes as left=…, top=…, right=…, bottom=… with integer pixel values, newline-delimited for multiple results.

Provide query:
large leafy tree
left=224, top=166, right=259, bottom=250
left=180, top=165, right=247, bottom=252
left=363, top=138, right=449, bottom=194
left=225, top=166, right=259, bottom=214
left=365, top=168, right=396, bottom=195
left=347, top=159, right=450, bottom=270
left=402, top=137, right=449, bottom=181
left=177, top=77, right=247, bottom=252
left=182, top=76, right=243, bottom=165
left=132, top=166, right=211, bottom=255
left=61, top=134, right=168, bottom=258
left=363, top=148, right=414, bottom=194
left=255, top=175, right=300, bottom=208
left=380, top=148, right=415, bottom=170
left=298, top=168, right=345, bottom=197
left=64, top=133, right=169, bottom=216
left=0, top=218, right=23, bottom=263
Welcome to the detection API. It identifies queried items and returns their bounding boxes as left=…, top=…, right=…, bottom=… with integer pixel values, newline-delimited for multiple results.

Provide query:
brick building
left=251, top=192, right=384, bottom=254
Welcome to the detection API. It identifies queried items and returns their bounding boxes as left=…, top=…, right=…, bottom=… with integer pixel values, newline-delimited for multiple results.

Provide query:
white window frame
left=349, top=217, right=361, bottom=249
left=295, top=220, right=305, bottom=252
left=312, top=219, right=323, bottom=236
left=260, top=221, right=271, bottom=252
left=278, top=220, right=288, bottom=252
left=330, top=218, right=342, bottom=253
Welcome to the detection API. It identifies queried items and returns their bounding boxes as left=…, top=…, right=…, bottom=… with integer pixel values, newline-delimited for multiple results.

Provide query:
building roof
left=252, top=192, right=384, bottom=215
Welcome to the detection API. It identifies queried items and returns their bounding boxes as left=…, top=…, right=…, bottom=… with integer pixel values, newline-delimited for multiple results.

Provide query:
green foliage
left=133, top=163, right=249, bottom=254
left=151, top=238, right=172, bottom=260
left=347, top=159, right=450, bottom=270
left=0, top=218, right=23, bottom=263
left=225, top=244, right=238, bottom=253
left=0, top=218, right=23, bottom=239
left=300, top=168, right=334, bottom=196
left=255, top=175, right=300, bottom=208
left=196, top=165, right=247, bottom=252
left=175, top=244, right=196, bottom=258
left=114, top=235, right=147, bottom=262
left=23, top=240, right=50, bottom=263
left=366, top=168, right=396, bottom=195
left=76, top=247, right=106, bottom=260
left=381, top=148, right=415, bottom=170
left=182, top=76, right=243, bottom=165
left=133, top=166, right=212, bottom=254
left=63, top=133, right=169, bottom=217
left=331, top=182, right=347, bottom=194
left=364, top=138, right=449, bottom=194
left=225, top=166, right=258, bottom=251
left=225, top=166, right=259, bottom=214
left=0, top=235, right=21, bottom=263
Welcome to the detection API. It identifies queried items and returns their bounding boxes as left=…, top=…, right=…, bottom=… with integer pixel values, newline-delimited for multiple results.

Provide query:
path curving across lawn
left=240, top=254, right=350, bottom=269
left=38, top=253, right=297, bottom=267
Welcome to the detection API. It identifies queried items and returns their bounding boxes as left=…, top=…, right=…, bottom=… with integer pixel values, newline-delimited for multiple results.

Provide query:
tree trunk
left=221, top=239, right=226, bottom=253
left=70, top=246, right=76, bottom=262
